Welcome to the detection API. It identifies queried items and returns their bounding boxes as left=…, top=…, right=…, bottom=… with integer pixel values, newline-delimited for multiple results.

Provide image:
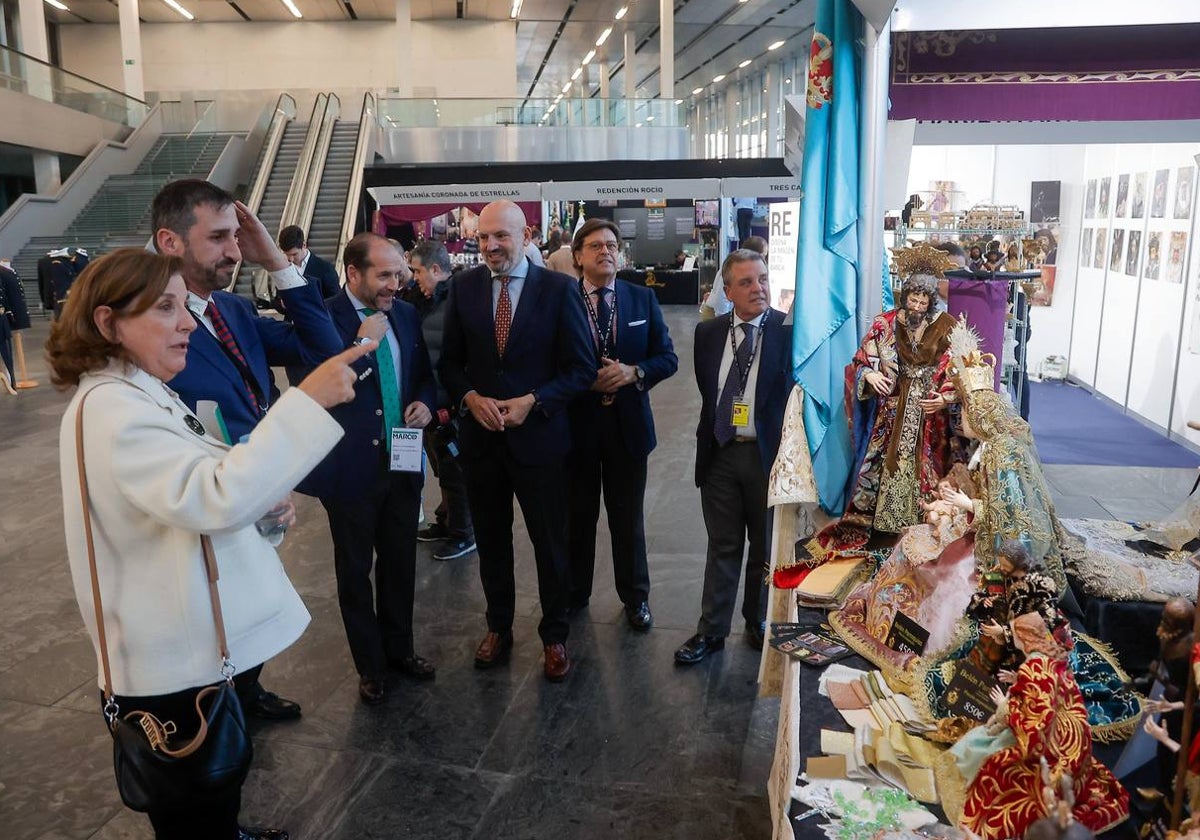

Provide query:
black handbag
left=75, top=386, right=253, bottom=813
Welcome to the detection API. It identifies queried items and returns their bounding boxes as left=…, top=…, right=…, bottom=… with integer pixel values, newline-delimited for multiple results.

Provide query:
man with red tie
left=152, top=179, right=343, bottom=723
left=438, top=200, right=594, bottom=681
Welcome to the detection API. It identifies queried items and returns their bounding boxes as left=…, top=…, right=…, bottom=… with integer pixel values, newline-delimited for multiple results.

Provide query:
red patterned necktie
left=205, top=299, right=262, bottom=414
left=495, top=276, right=511, bottom=355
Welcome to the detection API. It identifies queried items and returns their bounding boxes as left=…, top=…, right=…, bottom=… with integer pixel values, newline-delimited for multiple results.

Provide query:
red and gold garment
left=961, top=654, right=1129, bottom=838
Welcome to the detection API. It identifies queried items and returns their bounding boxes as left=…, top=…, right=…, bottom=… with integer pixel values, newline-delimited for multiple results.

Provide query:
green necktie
left=362, top=308, right=401, bottom=434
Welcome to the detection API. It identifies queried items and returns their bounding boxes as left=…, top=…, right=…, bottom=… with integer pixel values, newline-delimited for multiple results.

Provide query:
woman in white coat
left=47, top=248, right=374, bottom=840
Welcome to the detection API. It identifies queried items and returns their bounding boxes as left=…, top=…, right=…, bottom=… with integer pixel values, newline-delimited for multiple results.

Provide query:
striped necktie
left=205, top=299, right=263, bottom=415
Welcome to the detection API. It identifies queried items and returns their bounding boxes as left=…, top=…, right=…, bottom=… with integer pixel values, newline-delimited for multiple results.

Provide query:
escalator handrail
left=294, top=92, right=341, bottom=239
left=335, top=91, right=378, bottom=276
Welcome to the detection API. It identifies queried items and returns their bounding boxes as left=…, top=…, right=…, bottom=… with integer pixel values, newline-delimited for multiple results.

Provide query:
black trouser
left=697, top=441, right=770, bottom=638
left=462, top=447, right=571, bottom=645
left=104, top=664, right=263, bottom=840
left=424, top=428, right=474, bottom=540
left=566, top=408, right=650, bottom=607
left=321, top=458, right=422, bottom=677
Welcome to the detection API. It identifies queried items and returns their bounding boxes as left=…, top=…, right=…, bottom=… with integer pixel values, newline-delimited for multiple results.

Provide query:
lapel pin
left=358, top=366, right=373, bottom=381
left=184, top=415, right=206, bottom=436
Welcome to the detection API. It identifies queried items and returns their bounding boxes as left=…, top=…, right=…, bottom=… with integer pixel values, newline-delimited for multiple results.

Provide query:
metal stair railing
left=335, top=92, right=377, bottom=275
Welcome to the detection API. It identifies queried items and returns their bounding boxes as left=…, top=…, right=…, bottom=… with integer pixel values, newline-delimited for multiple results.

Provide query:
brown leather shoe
left=358, top=675, right=385, bottom=705
left=474, top=631, right=513, bottom=669
left=543, top=643, right=572, bottom=682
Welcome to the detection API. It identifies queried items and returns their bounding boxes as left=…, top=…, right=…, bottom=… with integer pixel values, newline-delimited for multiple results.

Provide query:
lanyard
left=580, top=280, right=616, bottom=358
left=729, top=313, right=765, bottom=399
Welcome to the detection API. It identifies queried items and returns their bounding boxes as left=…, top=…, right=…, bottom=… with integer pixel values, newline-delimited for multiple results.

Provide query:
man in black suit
left=298, top=232, right=437, bottom=705
left=278, top=225, right=340, bottom=300
left=438, top=200, right=594, bottom=682
left=675, top=249, right=793, bottom=664
left=565, top=219, right=678, bottom=630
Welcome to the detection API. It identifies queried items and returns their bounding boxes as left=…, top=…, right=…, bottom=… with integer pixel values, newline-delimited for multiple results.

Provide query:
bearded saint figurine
left=828, top=243, right=960, bottom=551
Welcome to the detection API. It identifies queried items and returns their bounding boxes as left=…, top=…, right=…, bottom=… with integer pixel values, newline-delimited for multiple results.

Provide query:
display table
left=617, top=268, right=699, bottom=305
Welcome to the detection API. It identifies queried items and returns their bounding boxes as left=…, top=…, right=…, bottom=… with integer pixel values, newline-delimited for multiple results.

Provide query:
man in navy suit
left=152, top=179, right=343, bottom=721
left=438, top=200, right=594, bottom=682
left=675, top=249, right=793, bottom=664
left=276, top=225, right=341, bottom=385
left=565, top=219, right=677, bottom=631
left=298, top=233, right=437, bottom=705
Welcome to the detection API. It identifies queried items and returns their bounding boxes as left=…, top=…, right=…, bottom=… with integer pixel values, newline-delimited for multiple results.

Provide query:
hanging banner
left=720, top=177, right=804, bottom=199
left=367, top=182, right=541, bottom=205
left=540, top=179, right=721, bottom=202
left=767, top=201, right=801, bottom=313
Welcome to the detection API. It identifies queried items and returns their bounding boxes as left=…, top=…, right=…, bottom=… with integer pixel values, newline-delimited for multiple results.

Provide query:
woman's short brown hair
left=46, top=248, right=183, bottom=388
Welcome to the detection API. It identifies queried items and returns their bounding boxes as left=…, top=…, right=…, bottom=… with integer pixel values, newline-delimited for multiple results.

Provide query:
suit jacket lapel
left=504, top=266, right=543, bottom=357
left=755, top=309, right=783, bottom=399
left=329, top=290, right=361, bottom=343
left=614, top=281, right=636, bottom=361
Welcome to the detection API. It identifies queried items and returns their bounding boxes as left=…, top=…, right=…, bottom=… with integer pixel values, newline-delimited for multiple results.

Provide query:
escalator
left=304, top=121, right=358, bottom=266
left=232, top=120, right=307, bottom=298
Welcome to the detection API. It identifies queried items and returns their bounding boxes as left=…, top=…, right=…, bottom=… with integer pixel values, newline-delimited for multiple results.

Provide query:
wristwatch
left=634, top=365, right=646, bottom=390
left=353, top=336, right=373, bottom=347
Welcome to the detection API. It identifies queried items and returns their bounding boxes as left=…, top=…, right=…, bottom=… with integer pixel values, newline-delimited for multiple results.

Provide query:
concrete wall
left=57, top=19, right=517, bottom=100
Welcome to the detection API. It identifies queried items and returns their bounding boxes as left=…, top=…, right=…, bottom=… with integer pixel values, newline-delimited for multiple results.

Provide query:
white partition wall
left=1070, top=145, right=1117, bottom=388
left=1170, top=159, right=1200, bottom=446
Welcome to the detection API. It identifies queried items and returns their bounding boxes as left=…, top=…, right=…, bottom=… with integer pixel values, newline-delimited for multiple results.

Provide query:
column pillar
left=856, top=15, right=891, bottom=336
left=658, top=0, right=673, bottom=100
left=16, top=0, right=58, bottom=192
left=623, top=28, right=636, bottom=99
left=394, top=0, right=413, bottom=97
left=765, top=61, right=781, bottom=157
left=117, top=0, right=144, bottom=101
left=599, top=60, right=609, bottom=99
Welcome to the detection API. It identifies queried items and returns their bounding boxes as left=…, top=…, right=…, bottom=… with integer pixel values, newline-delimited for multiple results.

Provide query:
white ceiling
left=47, top=0, right=816, bottom=100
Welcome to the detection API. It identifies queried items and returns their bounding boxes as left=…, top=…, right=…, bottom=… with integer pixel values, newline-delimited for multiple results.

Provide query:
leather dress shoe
left=358, top=675, right=385, bottom=705
left=745, top=621, right=765, bottom=651
left=238, top=825, right=288, bottom=840
left=239, top=828, right=289, bottom=840
left=674, top=633, right=725, bottom=664
left=543, top=643, right=572, bottom=682
left=390, top=654, right=436, bottom=680
left=245, top=686, right=302, bottom=720
left=474, top=632, right=513, bottom=669
left=624, top=601, right=653, bottom=631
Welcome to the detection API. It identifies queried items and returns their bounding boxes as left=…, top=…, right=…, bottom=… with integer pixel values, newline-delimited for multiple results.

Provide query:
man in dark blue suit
left=438, top=200, right=594, bottom=682
left=565, top=219, right=677, bottom=631
left=675, top=249, right=793, bottom=664
left=276, top=225, right=341, bottom=386
left=153, top=179, right=343, bottom=722
left=298, top=233, right=437, bottom=705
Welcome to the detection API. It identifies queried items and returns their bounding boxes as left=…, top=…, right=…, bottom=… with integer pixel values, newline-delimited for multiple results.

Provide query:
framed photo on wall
left=1080, top=228, right=1093, bottom=268
left=1131, top=172, right=1147, bottom=219
left=1109, top=229, right=1125, bottom=272
left=1084, top=179, right=1097, bottom=219
left=1115, top=174, right=1129, bottom=218
left=1175, top=167, right=1195, bottom=220
left=1144, top=231, right=1162, bottom=281
left=1167, top=232, right=1188, bottom=284
left=1095, top=228, right=1108, bottom=270
left=1151, top=169, right=1170, bottom=218
left=1098, top=177, right=1111, bottom=217
left=1126, top=231, right=1142, bottom=277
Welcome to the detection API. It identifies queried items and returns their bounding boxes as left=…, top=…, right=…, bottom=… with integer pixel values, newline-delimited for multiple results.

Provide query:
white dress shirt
left=346, top=289, right=402, bottom=397
left=717, top=310, right=766, bottom=440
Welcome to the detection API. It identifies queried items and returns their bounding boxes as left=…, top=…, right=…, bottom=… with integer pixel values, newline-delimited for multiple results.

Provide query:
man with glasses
left=565, top=219, right=677, bottom=631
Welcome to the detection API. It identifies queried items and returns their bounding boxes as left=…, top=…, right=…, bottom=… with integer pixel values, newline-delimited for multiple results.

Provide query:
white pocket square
left=628, top=319, right=647, bottom=326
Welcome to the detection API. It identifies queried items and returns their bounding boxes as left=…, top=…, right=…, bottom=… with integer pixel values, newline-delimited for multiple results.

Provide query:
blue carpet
left=1027, top=381, right=1200, bottom=467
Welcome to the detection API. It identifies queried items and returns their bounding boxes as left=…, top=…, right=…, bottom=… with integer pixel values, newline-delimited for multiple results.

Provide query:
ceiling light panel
left=280, top=0, right=302, bottom=17
left=162, top=0, right=194, bottom=19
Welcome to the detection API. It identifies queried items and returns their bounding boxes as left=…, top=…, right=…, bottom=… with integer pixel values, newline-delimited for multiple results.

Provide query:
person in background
left=932, top=240, right=967, bottom=310
left=741, top=236, right=768, bottom=260
left=525, top=226, right=546, bottom=267
left=297, top=233, right=437, bottom=706
left=545, top=229, right=577, bottom=275
left=565, top=219, right=678, bottom=631
left=274, top=225, right=341, bottom=385
left=438, top=200, right=594, bottom=682
left=152, top=178, right=343, bottom=722
left=48, top=247, right=369, bottom=840
left=676, top=249, right=793, bottom=664
left=410, top=239, right=476, bottom=562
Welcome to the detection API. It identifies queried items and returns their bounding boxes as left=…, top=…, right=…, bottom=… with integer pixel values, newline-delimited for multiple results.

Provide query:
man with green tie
left=297, top=233, right=438, bottom=705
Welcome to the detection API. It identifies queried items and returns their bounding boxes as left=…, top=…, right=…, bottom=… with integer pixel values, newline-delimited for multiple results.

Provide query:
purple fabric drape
left=375, top=202, right=541, bottom=226
left=947, top=278, right=1008, bottom=392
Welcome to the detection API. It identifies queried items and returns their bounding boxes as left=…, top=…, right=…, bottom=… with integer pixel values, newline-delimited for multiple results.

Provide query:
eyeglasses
left=584, top=241, right=620, bottom=254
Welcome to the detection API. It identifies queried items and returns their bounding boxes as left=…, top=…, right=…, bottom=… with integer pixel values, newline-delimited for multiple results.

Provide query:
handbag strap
left=74, top=384, right=234, bottom=713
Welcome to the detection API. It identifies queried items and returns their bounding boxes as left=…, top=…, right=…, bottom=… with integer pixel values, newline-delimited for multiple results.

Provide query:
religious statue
left=959, top=614, right=1129, bottom=839
left=815, top=243, right=960, bottom=556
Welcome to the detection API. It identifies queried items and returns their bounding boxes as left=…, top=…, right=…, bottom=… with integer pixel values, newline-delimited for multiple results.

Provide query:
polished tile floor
left=1, top=309, right=1193, bottom=840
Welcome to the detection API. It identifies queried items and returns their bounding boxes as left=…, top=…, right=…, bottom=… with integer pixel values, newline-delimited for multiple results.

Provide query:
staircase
left=11, top=133, right=239, bottom=313
left=232, top=121, right=307, bottom=298
left=305, top=121, right=358, bottom=268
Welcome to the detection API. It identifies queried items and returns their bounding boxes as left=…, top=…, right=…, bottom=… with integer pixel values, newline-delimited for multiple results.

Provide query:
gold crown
left=948, top=319, right=997, bottom=395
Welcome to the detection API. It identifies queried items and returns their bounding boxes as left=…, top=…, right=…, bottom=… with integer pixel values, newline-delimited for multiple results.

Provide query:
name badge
left=389, top=427, right=424, bottom=473
left=731, top=400, right=750, bottom=427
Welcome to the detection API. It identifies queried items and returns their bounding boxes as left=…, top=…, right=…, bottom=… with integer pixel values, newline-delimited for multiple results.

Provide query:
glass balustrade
left=376, top=96, right=685, bottom=130
left=0, top=45, right=147, bottom=129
